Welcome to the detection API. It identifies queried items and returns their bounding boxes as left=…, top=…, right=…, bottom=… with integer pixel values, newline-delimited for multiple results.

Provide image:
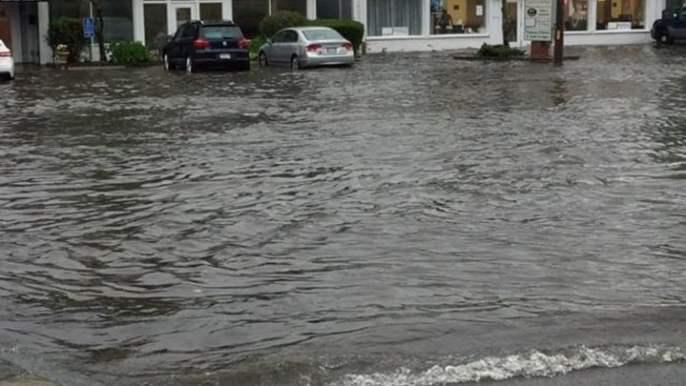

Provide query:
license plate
left=219, top=53, right=232, bottom=59
left=327, top=48, right=337, bottom=54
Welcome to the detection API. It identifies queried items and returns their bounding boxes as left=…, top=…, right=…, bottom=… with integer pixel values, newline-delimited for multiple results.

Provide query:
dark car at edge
left=651, top=6, right=686, bottom=45
left=163, top=20, right=251, bottom=72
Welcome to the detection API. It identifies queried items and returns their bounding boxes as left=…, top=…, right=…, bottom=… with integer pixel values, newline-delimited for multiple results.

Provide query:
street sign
left=524, top=0, right=554, bottom=41
left=83, top=17, right=95, bottom=39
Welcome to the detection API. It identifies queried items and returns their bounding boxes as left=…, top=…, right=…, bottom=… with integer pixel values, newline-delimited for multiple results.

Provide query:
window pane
left=430, top=0, right=485, bottom=35
left=273, top=0, right=307, bottom=14
left=201, top=25, right=243, bottom=39
left=144, top=4, right=167, bottom=50
left=51, top=0, right=132, bottom=42
left=200, top=3, right=223, bottom=21
left=596, top=0, right=645, bottom=30
left=316, top=0, right=352, bottom=19
left=367, top=0, right=423, bottom=37
left=233, top=0, right=269, bottom=38
left=564, top=0, right=588, bottom=30
left=303, top=28, right=344, bottom=40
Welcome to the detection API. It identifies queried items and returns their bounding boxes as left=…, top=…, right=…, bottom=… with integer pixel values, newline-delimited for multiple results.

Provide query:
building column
left=422, top=0, right=430, bottom=36
left=307, top=0, right=316, bottom=19
left=489, top=0, right=503, bottom=44
left=224, top=0, right=233, bottom=20
left=587, top=0, right=597, bottom=32
left=133, top=0, right=145, bottom=43
left=38, top=2, right=50, bottom=63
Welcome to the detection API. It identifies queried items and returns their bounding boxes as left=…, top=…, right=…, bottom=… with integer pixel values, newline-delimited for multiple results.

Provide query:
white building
left=0, top=0, right=680, bottom=64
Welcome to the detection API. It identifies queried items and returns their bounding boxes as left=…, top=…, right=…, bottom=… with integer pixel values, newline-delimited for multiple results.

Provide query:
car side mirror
left=267, top=39, right=273, bottom=45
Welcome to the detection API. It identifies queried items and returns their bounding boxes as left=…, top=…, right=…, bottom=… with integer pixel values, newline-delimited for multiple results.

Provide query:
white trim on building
left=40, top=0, right=668, bottom=64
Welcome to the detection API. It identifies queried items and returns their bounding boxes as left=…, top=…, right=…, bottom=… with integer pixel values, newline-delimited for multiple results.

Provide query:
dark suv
left=651, top=6, right=686, bottom=45
left=163, top=20, right=250, bottom=72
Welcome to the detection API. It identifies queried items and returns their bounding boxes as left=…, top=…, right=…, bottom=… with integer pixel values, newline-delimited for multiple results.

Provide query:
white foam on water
left=333, top=345, right=686, bottom=386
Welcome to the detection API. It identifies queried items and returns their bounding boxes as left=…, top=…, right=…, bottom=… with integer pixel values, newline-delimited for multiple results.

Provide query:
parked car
left=651, top=6, right=686, bottom=45
left=258, top=27, right=355, bottom=69
left=0, top=40, right=14, bottom=80
left=163, top=20, right=250, bottom=72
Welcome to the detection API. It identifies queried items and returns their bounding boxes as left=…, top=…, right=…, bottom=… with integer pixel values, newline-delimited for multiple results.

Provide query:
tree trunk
left=92, top=1, right=107, bottom=62
left=501, top=0, right=509, bottom=47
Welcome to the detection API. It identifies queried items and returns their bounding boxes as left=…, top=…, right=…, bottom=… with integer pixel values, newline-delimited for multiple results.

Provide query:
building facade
left=1, top=0, right=680, bottom=64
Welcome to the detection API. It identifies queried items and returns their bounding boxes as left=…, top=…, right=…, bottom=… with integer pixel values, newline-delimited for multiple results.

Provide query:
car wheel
left=290, top=55, right=301, bottom=70
left=258, top=52, right=268, bottom=67
left=185, top=56, right=195, bottom=73
left=163, top=54, right=172, bottom=71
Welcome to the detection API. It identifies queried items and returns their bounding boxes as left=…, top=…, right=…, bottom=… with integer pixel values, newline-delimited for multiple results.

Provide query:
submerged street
left=1, top=46, right=686, bottom=386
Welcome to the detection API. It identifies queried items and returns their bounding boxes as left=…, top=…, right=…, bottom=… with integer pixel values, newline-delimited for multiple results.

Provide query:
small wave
left=333, top=345, right=686, bottom=386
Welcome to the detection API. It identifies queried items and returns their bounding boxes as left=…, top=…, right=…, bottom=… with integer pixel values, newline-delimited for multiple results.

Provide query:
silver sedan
left=258, top=27, right=355, bottom=69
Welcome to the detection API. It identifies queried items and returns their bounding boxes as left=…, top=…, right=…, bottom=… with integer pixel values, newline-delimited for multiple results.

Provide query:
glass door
left=505, top=0, right=524, bottom=47
left=170, top=3, right=198, bottom=33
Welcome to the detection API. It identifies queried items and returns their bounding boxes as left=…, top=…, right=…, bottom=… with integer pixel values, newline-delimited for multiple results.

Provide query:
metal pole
left=553, top=0, right=564, bottom=64
left=89, top=1, right=94, bottom=62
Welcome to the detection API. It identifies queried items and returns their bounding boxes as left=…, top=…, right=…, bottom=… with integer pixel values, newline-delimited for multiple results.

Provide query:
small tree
left=46, top=18, right=86, bottom=63
left=90, top=0, right=107, bottom=62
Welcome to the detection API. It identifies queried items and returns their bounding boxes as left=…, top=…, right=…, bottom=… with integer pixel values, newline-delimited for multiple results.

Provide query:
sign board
left=83, top=17, right=95, bottom=39
left=523, top=0, right=553, bottom=41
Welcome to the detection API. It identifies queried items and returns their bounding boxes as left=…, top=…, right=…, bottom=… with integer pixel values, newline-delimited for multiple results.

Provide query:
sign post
left=523, top=0, right=554, bottom=60
left=83, top=14, right=94, bottom=62
left=554, top=0, right=564, bottom=64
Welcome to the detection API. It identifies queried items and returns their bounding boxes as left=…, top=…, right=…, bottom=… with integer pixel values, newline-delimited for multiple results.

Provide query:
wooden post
left=553, top=0, right=564, bottom=64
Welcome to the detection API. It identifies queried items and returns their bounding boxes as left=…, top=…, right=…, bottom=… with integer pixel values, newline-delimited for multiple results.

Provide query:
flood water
left=1, top=46, right=686, bottom=386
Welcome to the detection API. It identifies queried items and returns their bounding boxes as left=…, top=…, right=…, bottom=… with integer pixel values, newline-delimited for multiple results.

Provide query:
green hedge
left=108, top=41, right=154, bottom=65
left=259, top=11, right=307, bottom=39
left=476, top=43, right=524, bottom=58
left=249, top=35, right=267, bottom=61
left=307, top=19, right=365, bottom=56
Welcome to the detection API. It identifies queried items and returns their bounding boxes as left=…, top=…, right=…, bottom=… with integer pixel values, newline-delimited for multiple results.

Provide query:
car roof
left=188, top=20, right=238, bottom=26
left=291, top=26, right=336, bottom=31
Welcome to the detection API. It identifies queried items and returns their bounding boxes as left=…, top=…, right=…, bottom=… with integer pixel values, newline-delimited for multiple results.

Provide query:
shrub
left=476, top=43, right=524, bottom=58
left=249, top=35, right=267, bottom=61
left=46, top=18, right=85, bottom=63
left=108, top=41, right=153, bottom=65
left=307, top=19, right=365, bottom=56
left=259, top=11, right=307, bottom=39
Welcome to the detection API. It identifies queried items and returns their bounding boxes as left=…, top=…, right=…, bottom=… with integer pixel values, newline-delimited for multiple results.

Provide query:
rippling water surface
left=1, top=46, right=686, bottom=386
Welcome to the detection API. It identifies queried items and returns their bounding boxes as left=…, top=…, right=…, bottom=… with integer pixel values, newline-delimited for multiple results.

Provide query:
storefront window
left=273, top=0, right=307, bottom=14
left=233, top=0, right=269, bottom=38
left=200, top=3, right=223, bottom=21
left=565, top=0, right=588, bottom=30
left=50, top=0, right=133, bottom=42
left=144, top=4, right=167, bottom=51
left=367, top=0, right=422, bottom=37
left=429, top=0, right=486, bottom=34
left=596, top=0, right=646, bottom=30
left=316, top=0, right=352, bottom=19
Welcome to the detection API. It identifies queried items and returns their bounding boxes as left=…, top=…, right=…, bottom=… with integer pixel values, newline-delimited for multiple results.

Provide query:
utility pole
left=553, top=0, right=564, bottom=64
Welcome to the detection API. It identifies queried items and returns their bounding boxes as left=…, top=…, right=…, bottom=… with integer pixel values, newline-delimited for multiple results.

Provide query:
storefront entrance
left=505, top=0, right=524, bottom=47
left=170, top=3, right=197, bottom=31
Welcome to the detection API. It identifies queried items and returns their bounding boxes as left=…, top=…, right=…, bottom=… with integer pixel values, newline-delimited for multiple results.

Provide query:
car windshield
left=302, top=29, right=343, bottom=41
left=201, top=26, right=242, bottom=40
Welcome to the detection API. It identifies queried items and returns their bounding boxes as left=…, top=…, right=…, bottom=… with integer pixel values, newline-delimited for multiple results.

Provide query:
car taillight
left=192, top=39, right=211, bottom=49
left=307, top=44, right=322, bottom=53
left=238, top=38, right=250, bottom=49
left=0, top=51, right=11, bottom=57
left=342, top=42, right=353, bottom=51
